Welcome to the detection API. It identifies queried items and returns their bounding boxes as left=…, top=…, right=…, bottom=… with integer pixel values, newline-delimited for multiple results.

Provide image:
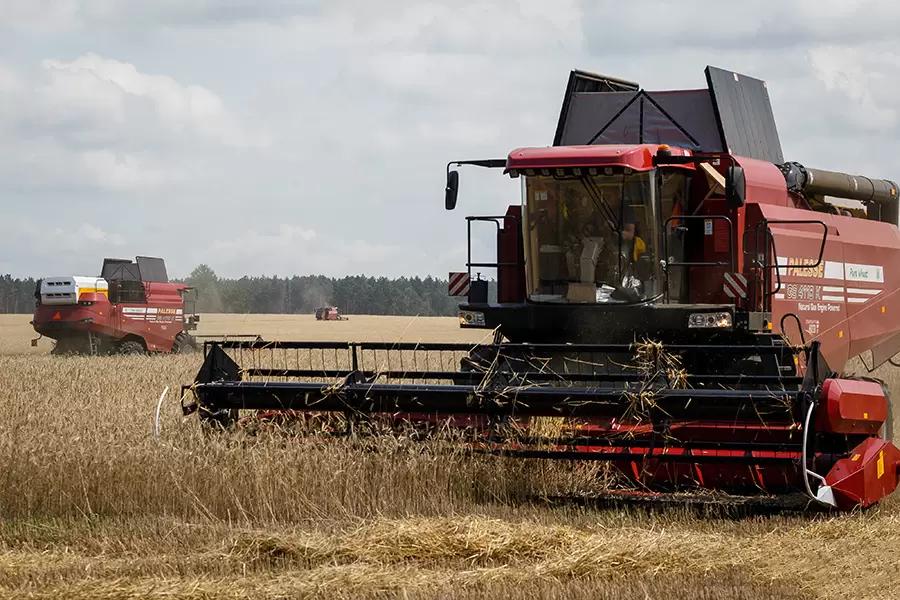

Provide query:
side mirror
left=445, top=169, right=459, bottom=210
left=726, top=165, right=746, bottom=208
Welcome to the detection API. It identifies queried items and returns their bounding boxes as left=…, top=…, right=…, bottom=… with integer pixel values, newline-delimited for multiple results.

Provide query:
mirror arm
left=444, top=159, right=507, bottom=211
left=447, top=159, right=507, bottom=171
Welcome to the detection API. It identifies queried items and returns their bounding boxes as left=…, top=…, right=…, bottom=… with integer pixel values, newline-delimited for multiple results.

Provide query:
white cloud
left=77, top=223, right=125, bottom=246
left=0, top=52, right=268, bottom=197
left=0, top=216, right=126, bottom=276
left=0, top=0, right=320, bottom=31
left=0, top=0, right=80, bottom=32
left=79, top=150, right=171, bottom=191
left=205, top=224, right=403, bottom=278
left=40, top=53, right=266, bottom=148
left=329, top=0, right=583, bottom=55
left=581, top=1, right=900, bottom=54
left=808, top=45, right=899, bottom=131
left=0, top=63, right=23, bottom=93
left=2, top=1, right=900, bottom=280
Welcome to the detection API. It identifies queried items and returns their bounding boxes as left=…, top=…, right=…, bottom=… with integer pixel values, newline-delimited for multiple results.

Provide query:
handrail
left=752, top=219, right=828, bottom=298
left=465, top=214, right=522, bottom=279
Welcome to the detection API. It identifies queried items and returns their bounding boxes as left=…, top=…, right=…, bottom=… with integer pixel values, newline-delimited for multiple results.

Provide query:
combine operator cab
left=185, top=66, right=900, bottom=511
left=521, top=168, right=663, bottom=304
left=447, top=146, right=753, bottom=347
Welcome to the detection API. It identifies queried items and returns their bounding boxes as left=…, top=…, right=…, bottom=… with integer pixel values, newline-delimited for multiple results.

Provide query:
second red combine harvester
left=184, top=67, right=900, bottom=511
left=33, top=256, right=198, bottom=354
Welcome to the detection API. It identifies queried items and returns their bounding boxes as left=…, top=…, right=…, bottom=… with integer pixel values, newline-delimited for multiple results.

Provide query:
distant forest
left=0, top=266, right=463, bottom=316
left=0, top=275, right=36, bottom=314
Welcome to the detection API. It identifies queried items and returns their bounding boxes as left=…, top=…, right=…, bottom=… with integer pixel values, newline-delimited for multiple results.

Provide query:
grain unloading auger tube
left=182, top=338, right=899, bottom=510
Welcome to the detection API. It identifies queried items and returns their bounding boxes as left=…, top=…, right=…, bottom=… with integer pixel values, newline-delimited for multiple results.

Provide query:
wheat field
left=1, top=313, right=899, bottom=599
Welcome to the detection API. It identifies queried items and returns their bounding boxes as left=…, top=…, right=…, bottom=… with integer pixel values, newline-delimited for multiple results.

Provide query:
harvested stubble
left=0, top=339, right=898, bottom=598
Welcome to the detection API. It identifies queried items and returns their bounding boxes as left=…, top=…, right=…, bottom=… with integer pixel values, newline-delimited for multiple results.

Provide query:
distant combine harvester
left=314, top=306, right=348, bottom=321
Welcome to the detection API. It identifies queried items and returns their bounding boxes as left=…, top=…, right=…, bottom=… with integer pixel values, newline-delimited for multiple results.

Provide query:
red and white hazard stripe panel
left=723, top=272, right=748, bottom=299
left=448, top=272, right=470, bottom=297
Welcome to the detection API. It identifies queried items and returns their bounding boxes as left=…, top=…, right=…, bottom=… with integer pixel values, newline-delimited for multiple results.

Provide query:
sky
left=1, top=0, right=899, bottom=279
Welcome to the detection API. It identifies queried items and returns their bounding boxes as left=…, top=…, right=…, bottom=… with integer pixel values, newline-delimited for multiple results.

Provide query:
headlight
left=688, top=311, right=733, bottom=328
left=459, top=310, right=486, bottom=327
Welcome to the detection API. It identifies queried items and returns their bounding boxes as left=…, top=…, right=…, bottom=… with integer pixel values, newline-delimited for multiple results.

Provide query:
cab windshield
left=521, top=170, right=660, bottom=303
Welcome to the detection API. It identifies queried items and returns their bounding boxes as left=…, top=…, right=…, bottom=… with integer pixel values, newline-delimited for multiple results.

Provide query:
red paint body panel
left=837, top=218, right=900, bottom=361
left=688, top=198, right=732, bottom=304
left=749, top=201, right=900, bottom=371
left=505, top=144, right=693, bottom=172
left=33, top=281, right=189, bottom=353
left=606, top=458, right=799, bottom=494
left=825, top=437, right=900, bottom=509
left=497, top=205, right=526, bottom=303
left=34, top=300, right=114, bottom=336
left=735, top=156, right=790, bottom=207
left=816, top=379, right=888, bottom=435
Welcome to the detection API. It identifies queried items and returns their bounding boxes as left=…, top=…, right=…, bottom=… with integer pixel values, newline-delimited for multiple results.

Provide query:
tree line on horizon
left=0, top=266, right=464, bottom=316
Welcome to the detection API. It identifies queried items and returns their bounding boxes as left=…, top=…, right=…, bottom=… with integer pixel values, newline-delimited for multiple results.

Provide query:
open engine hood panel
left=553, top=66, right=784, bottom=164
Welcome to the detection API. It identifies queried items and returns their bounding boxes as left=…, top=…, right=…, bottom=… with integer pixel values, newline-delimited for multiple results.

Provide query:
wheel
left=51, top=337, right=92, bottom=355
left=172, top=332, right=195, bottom=354
left=117, top=340, right=146, bottom=355
left=50, top=340, right=74, bottom=356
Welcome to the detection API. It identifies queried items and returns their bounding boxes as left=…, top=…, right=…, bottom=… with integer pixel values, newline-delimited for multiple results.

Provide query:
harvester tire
left=172, top=332, right=194, bottom=354
left=50, top=341, right=75, bottom=356
left=118, top=340, right=146, bottom=355
left=51, top=336, right=98, bottom=355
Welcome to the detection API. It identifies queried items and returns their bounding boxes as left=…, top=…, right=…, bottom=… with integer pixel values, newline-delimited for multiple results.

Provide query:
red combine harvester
left=315, top=306, right=347, bottom=321
left=33, top=256, right=198, bottom=354
left=183, top=67, right=900, bottom=510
